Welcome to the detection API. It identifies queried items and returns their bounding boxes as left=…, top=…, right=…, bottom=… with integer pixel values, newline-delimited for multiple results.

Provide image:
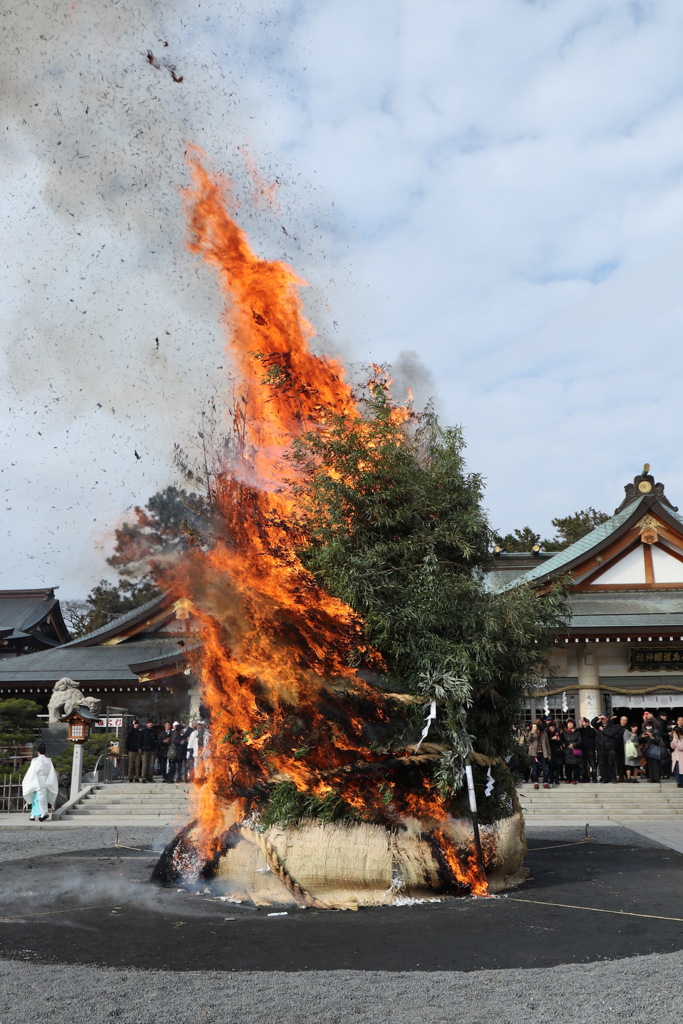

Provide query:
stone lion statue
left=48, top=677, right=102, bottom=723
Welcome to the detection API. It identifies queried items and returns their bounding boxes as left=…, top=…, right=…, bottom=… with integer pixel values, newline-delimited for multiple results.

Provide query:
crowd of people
left=519, top=710, right=683, bottom=788
left=125, top=718, right=210, bottom=784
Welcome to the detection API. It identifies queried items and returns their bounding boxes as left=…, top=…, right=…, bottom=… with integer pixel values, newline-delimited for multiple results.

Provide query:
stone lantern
left=60, top=706, right=101, bottom=802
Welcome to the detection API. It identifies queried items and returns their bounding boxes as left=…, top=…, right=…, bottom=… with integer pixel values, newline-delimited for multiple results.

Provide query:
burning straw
left=154, top=151, right=513, bottom=903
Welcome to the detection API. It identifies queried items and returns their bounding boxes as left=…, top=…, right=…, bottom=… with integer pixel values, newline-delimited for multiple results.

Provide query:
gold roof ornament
left=615, top=466, right=678, bottom=514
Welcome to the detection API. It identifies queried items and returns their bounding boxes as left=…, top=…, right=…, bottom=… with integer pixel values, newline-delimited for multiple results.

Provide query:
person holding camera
left=642, top=724, right=666, bottom=783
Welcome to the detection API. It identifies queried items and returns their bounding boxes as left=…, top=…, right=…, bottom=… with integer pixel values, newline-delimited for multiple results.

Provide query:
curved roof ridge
left=63, top=589, right=175, bottom=647
left=502, top=497, right=648, bottom=590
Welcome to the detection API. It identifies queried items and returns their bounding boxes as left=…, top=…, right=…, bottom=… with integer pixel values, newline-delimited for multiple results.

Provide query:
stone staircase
left=518, top=779, right=683, bottom=823
left=57, top=781, right=192, bottom=824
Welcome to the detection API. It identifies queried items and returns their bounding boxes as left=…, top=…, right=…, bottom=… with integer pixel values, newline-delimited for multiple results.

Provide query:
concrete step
left=519, top=795, right=683, bottom=803
left=67, top=807, right=188, bottom=817
left=60, top=782, right=192, bottom=820
left=518, top=789, right=682, bottom=800
left=517, top=782, right=683, bottom=821
left=525, top=818, right=653, bottom=826
left=97, top=786, right=191, bottom=794
left=73, top=800, right=189, bottom=809
left=519, top=792, right=682, bottom=799
left=78, top=794, right=190, bottom=804
left=521, top=803, right=683, bottom=819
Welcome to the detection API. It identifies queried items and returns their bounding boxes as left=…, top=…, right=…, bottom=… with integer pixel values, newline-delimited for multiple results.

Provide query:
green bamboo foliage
left=293, top=374, right=567, bottom=791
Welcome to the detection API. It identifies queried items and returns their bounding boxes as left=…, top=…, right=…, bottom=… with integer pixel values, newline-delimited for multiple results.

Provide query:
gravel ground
left=1, top=954, right=681, bottom=1024
left=0, top=825, right=173, bottom=864
left=0, top=824, right=678, bottom=1024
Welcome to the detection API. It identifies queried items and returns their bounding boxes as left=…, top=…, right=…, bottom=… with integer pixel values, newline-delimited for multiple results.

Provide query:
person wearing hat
left=165, top=721, right=183, bottom=783
left=158, top=721, right=173, bottom=782
left=642, top=711, right=660, bottom=735
left=22, top=744, right=58, bottom=821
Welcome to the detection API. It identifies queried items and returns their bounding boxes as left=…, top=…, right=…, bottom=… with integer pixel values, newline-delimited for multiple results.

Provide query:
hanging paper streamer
left=562, top=691, right=568, bottom=714
left=414, top=700, right=437, bottom=753
left=484, top=765, right=495, bottom=797
left=543, top=696, right=550, bottom=717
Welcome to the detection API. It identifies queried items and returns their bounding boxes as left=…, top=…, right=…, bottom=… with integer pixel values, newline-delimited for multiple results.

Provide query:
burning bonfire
left=152, top=151, right=535, bottom=907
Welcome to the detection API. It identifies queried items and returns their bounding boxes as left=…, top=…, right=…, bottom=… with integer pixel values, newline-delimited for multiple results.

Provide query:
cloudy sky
left=3, top=0, right=683, bottom=598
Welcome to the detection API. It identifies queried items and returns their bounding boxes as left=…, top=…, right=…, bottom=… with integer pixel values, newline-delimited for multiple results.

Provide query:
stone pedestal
left=70, top=743, right=84, bottom=802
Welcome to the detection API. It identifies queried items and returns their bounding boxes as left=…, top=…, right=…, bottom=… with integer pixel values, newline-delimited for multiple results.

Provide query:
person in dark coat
left=593, top=714, right=620, bottom=782
left=177, top=720, right=194, bottom=782
left=561, top=720, right=582, bottom=783
left=547, top=724, right=564, bottom=785
left=641, top=725, right=666, bottom=783
left=614, top=715, right=630, bottom=782
left=656, top=712, right=673, bottom=777
left=166, top=722, right=184, bottom=783
left=126, top=720, right=143, bottom=782
left=140, top=719, right=158, bottom=783
left=642, top=711, right=659, bottom=735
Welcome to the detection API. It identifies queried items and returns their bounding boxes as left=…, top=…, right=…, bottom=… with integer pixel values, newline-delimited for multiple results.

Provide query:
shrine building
left=0, top=591, right=199, bottom=722
left=491, top=467, right=683, bottom=724
left=0, top=588, right=70, bottom=658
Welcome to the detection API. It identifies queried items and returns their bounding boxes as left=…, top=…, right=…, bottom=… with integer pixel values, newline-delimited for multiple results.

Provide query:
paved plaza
left=0, top=820, right=682, bottom=1022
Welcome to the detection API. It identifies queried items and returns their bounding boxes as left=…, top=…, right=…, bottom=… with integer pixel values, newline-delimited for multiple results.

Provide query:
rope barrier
left=113, top=825, right=150, bottom=852
left=535, top=683, right=683, bottom=698
left=0, top=901, right=140, bottom=921
left=508, top=896, right=683, bottom=923
left=526, top=837, right=594, bottom=851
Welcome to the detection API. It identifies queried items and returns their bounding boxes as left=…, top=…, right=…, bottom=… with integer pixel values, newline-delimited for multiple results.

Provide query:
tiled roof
left=0, top=639, right=186, bottom=686
left=568, top=613, right=683, bottom=629
left=64, top=591, right=172, bottom=647
left=499, top=497, right=649, bottom=590
left=0, top=589, right=58, bottom=631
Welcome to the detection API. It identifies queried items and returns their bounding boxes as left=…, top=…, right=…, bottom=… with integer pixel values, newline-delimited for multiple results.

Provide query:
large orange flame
left=169, top=149, right=487, bottom=896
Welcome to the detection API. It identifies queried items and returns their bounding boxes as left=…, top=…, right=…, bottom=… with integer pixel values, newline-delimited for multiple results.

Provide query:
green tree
left=494, top=507, right=608, bottom=553
left=52, top=734, right=108, bottom=787
left=107, top=485, right=210, bottom=579
left=0, top=698, right=42, bottom=774
left=293, top=379, right=567, bottom=787
left=67, top=578, right=161, bottom=638
left=493, top=526, right=542, bottom=552
left=546, top=507, right=609, bottom=549
left=69, top=485, right=210, bottom=638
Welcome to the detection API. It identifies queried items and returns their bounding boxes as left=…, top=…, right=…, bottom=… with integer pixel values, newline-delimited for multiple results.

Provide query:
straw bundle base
left=207, top=812, right=527, bottom=909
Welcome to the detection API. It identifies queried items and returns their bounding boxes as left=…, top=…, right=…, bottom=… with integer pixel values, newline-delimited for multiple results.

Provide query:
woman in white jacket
left=22, top=744, right=59, bottom=821
left=671, top=727, right=683, bottom=789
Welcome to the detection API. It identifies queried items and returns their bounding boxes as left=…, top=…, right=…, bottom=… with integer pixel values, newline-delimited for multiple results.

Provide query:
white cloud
left=3, top=0, right=683, bottom=595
